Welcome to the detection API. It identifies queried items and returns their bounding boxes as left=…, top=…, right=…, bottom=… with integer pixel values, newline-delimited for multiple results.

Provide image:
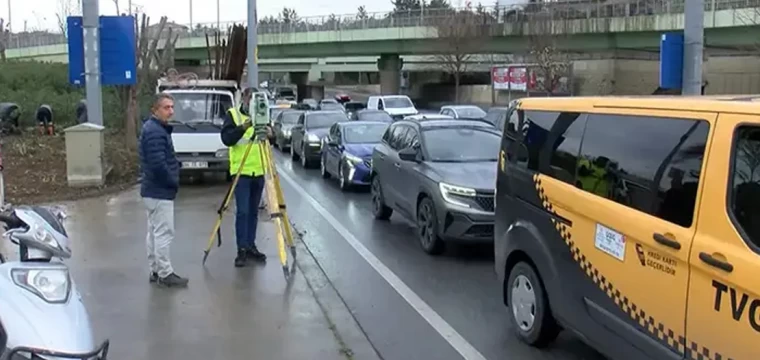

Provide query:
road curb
left=293, top=228, right=382, bottom=360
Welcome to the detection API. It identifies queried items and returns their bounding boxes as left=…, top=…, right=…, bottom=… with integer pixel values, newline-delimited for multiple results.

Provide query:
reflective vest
left=227, top=108, right=265, bottom=177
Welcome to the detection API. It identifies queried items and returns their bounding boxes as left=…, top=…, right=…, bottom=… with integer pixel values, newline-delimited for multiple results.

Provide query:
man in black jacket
left=139, top=93, right=189, bottom=287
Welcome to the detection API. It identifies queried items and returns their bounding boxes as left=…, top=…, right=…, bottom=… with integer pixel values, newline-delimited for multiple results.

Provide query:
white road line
left=277, top=165, right=488, bottom=360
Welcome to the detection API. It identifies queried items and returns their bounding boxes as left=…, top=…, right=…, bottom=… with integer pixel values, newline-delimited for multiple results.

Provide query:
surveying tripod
left=202, top=123, right=297, bottom=279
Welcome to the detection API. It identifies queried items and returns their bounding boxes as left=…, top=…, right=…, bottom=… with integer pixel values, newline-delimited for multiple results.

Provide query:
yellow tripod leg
left=259, top=140, right=289, bottom=277
left=202, top=138, right=256, bottom=265
left=263, top=140, right=296, bottom=258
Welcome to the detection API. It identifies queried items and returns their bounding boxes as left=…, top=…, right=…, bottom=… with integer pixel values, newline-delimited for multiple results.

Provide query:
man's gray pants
left=143, top=198, right=175, bottom=278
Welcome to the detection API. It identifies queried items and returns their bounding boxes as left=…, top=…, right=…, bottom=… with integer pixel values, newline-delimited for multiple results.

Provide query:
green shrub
left=0, top=61, right=124, bottom=128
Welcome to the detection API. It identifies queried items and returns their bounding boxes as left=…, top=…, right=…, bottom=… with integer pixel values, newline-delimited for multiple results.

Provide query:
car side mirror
left=398, top=147, right=420, bottom=162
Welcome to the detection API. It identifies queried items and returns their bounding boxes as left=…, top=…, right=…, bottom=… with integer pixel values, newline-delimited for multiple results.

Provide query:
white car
left=403, top=114, right=454, bottom=121
left=439, top=105, right=487, bottom=120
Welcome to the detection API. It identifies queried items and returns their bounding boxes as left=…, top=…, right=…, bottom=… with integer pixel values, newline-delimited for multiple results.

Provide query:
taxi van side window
left=730, top=126, right=760, bottom=250
left=521, top=110, right=587, bottom=185
left=578, top=114, right=709, bottom=228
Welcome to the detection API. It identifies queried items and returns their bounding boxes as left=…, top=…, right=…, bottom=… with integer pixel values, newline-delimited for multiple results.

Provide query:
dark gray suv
left=370, top=119, right=501, bottom=255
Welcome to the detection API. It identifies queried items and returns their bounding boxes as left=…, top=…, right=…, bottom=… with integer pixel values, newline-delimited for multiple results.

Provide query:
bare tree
left=112, top=0, right=120, bottom=15
left=0, top=19, right=9, bottom=62
left=432, top=6, right=489, bottom=102
left=118, top=15, right=179, bottom=149
left=55, top=0, right=76, bottom=36
left=526, top=10, right=571, bottom=96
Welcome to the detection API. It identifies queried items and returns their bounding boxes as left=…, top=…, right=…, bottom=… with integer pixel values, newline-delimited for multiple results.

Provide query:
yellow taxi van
left=494, top=95, right=760, bottom=360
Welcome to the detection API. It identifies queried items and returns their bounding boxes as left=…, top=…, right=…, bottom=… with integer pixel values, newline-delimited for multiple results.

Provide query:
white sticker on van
left=594, top=223, right=625, bottom=262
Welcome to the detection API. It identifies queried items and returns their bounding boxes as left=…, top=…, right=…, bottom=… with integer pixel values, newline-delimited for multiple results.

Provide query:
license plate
left=182, top=161, right=208, bottom=169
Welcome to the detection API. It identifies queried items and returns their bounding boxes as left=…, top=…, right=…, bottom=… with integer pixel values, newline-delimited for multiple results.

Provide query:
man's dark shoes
left=234, top=249, right=248, bottom=267
left=157, top=273, right=189, bottom=288
left=247, top=247, right=267, bottom=262
left=149, top=272, right=158, bottom=283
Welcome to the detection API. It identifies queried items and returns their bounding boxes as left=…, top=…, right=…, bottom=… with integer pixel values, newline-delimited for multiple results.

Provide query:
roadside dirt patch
left=2, top=130, right=139, bottom=205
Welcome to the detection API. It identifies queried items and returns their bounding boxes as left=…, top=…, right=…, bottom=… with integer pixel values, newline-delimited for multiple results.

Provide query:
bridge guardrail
left=4, top=0, right=760, bottom=50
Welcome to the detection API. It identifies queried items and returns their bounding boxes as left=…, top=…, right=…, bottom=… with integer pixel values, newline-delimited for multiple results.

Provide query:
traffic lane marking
left=276, top=164, right=488, bottom=360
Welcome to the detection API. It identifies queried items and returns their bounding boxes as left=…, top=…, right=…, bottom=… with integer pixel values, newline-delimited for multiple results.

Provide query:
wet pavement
left=1, top=187, right=377, bottom=359
left=270, top=149, right=609, bottom=360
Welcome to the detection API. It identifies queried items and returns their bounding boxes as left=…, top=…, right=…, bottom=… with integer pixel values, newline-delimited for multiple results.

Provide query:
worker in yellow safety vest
left=220, top=87, right=269, bottom=268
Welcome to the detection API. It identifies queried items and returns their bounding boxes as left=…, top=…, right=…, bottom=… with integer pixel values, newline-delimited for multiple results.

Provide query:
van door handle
left=653, top=233, right=681, bottom=250
left=699, top=252, right=734, bottom=273
left=394, top=163, right=401, bottom=168
left=377, top=154, right=385, bottom=160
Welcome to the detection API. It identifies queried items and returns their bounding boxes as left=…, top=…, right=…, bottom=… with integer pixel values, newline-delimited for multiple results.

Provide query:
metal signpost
left=682, top=0, right=704, bottom=95
left=247, top=0, right=258, bottom=89
left=81, top=0, right=104, bottom=126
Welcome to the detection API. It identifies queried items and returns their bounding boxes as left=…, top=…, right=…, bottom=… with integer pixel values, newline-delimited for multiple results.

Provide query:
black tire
left=301, top=145, right=311, bottom=168
left=320, top=154, right=331, bottom=179
left=416, top=197, right=445, bottom=255
left=506, top=261, right=560, bottom=348
left=290, top=142, right=300, bottom=161
left=338, top=164, right=351, bottom=191
left=370, top=175, right=392, bottom=220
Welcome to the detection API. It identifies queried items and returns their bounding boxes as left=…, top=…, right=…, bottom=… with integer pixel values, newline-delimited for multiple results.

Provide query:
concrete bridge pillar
left=289, top=72, right=325, bottom=101
left=378, top=54, right=402, bottom=95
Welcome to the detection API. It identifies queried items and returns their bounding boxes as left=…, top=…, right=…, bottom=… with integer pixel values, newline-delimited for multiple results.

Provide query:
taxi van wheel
left=506, top=262, right=560, bottom=347
left=290, top=143, right=300, bottom=161
left=417, top=197, right=445, bottom=255
left=370, top=176, right=392, bottom=220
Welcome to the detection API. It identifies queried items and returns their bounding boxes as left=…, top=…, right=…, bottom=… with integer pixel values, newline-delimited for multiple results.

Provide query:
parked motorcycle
left=0, top=205, right=109, bottom=359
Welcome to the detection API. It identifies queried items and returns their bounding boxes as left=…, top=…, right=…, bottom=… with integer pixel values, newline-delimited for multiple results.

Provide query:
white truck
left=156, top=79, right=240, bottom=179
left=366, top=95, right=418, bottom=121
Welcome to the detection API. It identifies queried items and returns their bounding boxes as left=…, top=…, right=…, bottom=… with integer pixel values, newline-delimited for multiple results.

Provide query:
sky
left=0, top=0, right=399, bottom=32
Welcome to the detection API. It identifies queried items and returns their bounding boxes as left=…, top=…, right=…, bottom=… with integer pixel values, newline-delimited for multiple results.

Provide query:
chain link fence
left=5, top=0, right=760, bottom=50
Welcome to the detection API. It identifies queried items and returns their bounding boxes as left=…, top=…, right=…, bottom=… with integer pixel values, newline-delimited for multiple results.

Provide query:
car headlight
left=439, top=182, right=476, bottom=208
left=31, top=223, right=61, bottom=252
left=284, top=129, right=291, bottom=136
left=307, top=133, right=320, bottom=142
left=215, top=148, right=228, bottom=158
left=344, top=153, right=362, bottom=164
left=11, top=268, right=71, bottom=303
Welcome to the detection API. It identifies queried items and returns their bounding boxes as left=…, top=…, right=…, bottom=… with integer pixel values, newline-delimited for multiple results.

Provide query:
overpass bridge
left=6, top=0, right=760, bottom=93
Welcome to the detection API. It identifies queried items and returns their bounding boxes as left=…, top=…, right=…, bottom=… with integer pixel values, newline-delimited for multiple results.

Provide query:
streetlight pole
left=682, top=0, right=704, bottom=95
left=247, top=0, right=258, bottom=89
left=189, top=0, right=193, bottom=31
left=7, top=0, right=11, bottom=32
left=82, top=0, right=103, bottom=125
left=216, top=0, right=220, bottom=30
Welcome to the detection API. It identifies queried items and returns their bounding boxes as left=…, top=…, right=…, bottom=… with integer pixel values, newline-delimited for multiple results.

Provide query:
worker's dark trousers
left=234, top=175, right=266, bottom=250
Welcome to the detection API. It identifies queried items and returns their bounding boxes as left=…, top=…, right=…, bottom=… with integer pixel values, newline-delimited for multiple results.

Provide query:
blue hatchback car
left=320, top=121, right=390, bottom=191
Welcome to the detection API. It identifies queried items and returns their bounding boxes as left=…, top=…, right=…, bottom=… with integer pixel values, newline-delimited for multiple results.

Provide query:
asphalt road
left=271, top=148, right=607, bottom=360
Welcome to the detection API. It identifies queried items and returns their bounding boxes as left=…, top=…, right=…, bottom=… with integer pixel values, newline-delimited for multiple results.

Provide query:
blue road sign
left=67, top=15, right=137, bottom=86
left=659, top=32, right=684, bottom=90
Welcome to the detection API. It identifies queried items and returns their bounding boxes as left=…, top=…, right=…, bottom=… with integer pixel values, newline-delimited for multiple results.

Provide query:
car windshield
left=281, top=111, right=302, bottom=125
left=484, top=108, right=507, bottom=125
left=304, top=99, right=317, bottom=106
left=171, top=92, right=233, bottom=123
left=345, top=103, right=366, bottom=111
left=343, top=123, right=389, bottom=144
left=456, top=107, right=487, bottom=119
left=321, top=103, right=345, bottom=111
left=384, top=97, right=413, bottom=108
left=423, top=127, right=501, bottom=162
left=359, top=111, right=393, bottom=122
left=306, top=113, right=348, bottom=128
